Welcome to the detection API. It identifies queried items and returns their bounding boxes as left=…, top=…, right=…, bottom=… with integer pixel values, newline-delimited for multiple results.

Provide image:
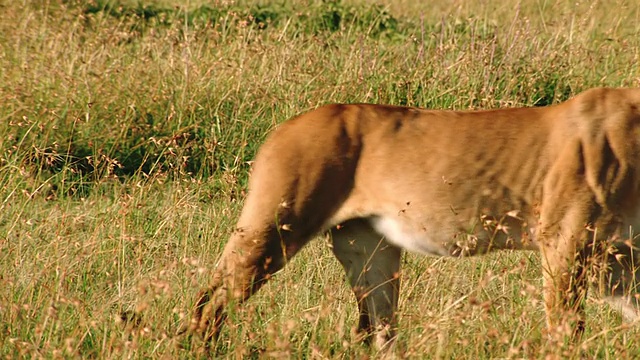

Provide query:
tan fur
left=190, top=88, right=640, bottom=352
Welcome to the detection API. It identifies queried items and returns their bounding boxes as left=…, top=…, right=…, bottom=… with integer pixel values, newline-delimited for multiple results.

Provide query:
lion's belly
left=370, top=216, right=453, bottom=256
left=369, top=213, right=539, bottom=257
left=331, top=181, right=541, bottom=255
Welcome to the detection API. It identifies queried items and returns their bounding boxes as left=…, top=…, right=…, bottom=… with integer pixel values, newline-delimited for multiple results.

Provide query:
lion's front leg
left=540, top=238, right=589, bottom=341
left=537, top=137, right=601, bottom=342
left=597, top=241, right=640, bottom=321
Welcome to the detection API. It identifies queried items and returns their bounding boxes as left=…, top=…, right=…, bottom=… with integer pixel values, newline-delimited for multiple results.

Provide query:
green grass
left=1, top=0, right=640, bottom=358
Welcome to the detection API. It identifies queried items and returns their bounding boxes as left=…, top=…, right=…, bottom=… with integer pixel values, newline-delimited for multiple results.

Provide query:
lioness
left=190, top=87, right=640, bottom=351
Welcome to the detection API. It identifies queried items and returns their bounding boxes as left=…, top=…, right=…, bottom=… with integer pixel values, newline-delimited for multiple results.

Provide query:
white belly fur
left=369, top=216, right=451, bottom=256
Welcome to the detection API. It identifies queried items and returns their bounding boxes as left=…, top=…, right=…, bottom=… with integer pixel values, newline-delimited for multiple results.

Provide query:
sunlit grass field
left=1, top=0, right=640, bottom=358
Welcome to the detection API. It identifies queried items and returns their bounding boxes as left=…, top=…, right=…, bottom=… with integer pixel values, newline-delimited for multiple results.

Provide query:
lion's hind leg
left=189, top=216, right=317, bottom=347
left=330, top=218, right=402, bottom=353
left=189, top=180, right=329, bottom=348
left=189, top=157, right=356, bottom=349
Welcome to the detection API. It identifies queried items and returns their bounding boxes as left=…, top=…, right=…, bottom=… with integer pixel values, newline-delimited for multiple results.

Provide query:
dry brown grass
left=1, top=0, right=640, bottom=358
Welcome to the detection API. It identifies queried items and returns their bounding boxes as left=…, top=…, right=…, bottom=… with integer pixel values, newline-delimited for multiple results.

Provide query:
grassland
left=1, top=0, right=640, bottom=358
